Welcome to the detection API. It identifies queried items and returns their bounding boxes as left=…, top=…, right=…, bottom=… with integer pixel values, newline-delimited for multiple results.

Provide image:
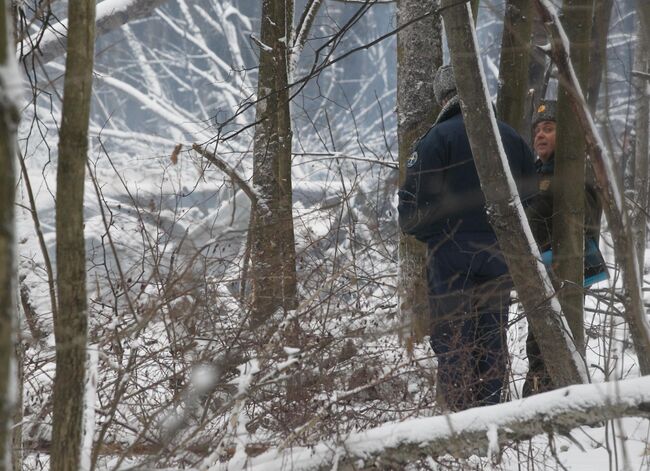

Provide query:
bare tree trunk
left=551, top=0, right=593, bottom=354
left=0, top=0, right=19, bottom=468
left=396, top=0, right=441, bottom=346
left=440, top=0, right=586, bottom=388
left=637, top=0, right=650, bottom=48
left=524, top=14, right=551, bottom=145
left=534, top=0, right=650, bottom=376
left=633, top=3, right=650, bottom=271
left=470, top=0, right=479, bottom=23
left=586, top=0, right=613, bottom=112
left=250, top=0, right=297, bottom=322
left=50, top=0, right=95, bottom=468
left=11, top=343, right=22, bottom=471
left=497, top=0, right=533, bottom=135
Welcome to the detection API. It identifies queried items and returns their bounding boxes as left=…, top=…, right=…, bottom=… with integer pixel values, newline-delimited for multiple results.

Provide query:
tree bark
left=11, top=343, right=22, bottom=471
left=524, top=13, right=551, bottom=145
left=250, top=0, right=298, bottom=322
left=551, top=0, right=593, bottom=354
left=633, top=2, right=650, bottom=271
left=396, top=0, right=441, bottom=345
left=50, top=0, right=95, bottom=468
left=586, top=0, right=613, bottom=112
left=243, top=375, right=650, bottom=470
left=497, top=0, right=533, bottom=135
left=0, top=0, right=19, bottom=468
left=470, top=0, right=479, bottom=23
left=534, top=0, right=650, bottom=376
left=440, top=0, right=586, bottom=388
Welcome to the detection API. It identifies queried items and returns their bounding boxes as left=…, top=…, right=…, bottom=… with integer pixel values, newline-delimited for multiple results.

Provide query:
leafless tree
left=534, top=0, right=650, bottom=375
left=632, top=2, right=650, bottom=269
left=496, top=0, right=532, bottom=135
left=396, top=0, right=441, bottom=345
left=248, top=0, right=298, bottom=321
left=0, top=0, right=19, bottom=468
left=50, top=0, right=96, bottom=468
left=551, top=0, right=594, bottom=353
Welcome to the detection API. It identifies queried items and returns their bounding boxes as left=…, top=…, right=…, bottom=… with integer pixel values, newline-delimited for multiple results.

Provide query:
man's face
left=533, top=120, right=556, bottom=162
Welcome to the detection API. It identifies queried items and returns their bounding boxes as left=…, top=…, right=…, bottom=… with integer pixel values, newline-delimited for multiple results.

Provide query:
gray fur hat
left=433, top=65, right=457, bottom=105
left=532, top=100, right=557, bottom=127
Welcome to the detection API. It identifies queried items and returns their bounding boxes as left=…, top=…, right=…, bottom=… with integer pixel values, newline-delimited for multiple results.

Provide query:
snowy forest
left=1, top=0, right=650, bottom=469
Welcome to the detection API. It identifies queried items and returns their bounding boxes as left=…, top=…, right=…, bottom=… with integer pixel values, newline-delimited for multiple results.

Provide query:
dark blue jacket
left=398, top=102, right=537, bottom=241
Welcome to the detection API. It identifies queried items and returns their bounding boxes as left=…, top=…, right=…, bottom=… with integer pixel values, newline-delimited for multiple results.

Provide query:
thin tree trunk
left=250, top=0, right=297, bottom=322
left=534, top=0, right=650, bottom=376
left=0, top=0, right=20, bottom=464
left=551, top=0, right=593, bottom=354
left=586, top=0, right=613, bottom=112
left=11, top=343, right=22, bottom=471
left=524, top=14, right=551, bottom=145
left=497, top=0, right=533, bottom=135
left=633, top=1, right=650, bottom=271
left=396, top=0, right=441, bottom=346
left=637, top=0, right=650, bottom=48
left=470, top=0, right=479, bottom=23
left=50, top=0, right=95, bottom=468
left=440, top=0, right=586, bottom=388
left=0, top=0, right=19, bottom=468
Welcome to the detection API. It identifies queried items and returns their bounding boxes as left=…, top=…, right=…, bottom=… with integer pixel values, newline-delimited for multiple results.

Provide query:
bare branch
left=21, top=0, right=169, bottom=64
left=192, top=143, right=258, bottom=208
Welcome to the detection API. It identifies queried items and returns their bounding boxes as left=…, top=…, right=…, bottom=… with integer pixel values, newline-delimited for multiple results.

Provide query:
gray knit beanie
left=433, top=65, right=457, bottom=105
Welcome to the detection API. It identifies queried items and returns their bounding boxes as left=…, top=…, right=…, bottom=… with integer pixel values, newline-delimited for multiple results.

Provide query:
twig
left=192, top=143, right=258, bottom=208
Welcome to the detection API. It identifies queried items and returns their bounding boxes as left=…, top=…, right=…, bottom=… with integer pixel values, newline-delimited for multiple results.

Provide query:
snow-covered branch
left=240, top=376, right=650, bottom=470
left=290, top=0, right=323, bottom=78
left=192, top=143, right=258, bottom=208
left=21, top=0, right=169, bottom=64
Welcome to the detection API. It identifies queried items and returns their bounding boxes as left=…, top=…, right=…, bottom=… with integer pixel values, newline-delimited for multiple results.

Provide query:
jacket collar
left=434, top=95, right=462, bottom=125
left=535, top=155, right=555, bottom=174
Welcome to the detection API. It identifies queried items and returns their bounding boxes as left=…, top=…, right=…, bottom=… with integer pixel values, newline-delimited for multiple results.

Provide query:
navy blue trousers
left=427, top=233, right=512, bottom=411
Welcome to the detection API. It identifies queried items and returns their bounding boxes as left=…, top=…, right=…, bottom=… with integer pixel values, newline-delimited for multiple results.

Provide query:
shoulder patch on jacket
left=407, top=151, right=419, bottom=168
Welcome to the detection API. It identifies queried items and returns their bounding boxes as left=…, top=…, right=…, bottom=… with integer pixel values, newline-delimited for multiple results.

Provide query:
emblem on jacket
left=539, top=178, right=551, bottom=191
left=407, top=151, right=419, bottom=168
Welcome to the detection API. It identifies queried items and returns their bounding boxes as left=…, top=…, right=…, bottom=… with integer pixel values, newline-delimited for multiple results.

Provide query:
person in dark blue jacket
left=398, top=65, right=537, bottom=411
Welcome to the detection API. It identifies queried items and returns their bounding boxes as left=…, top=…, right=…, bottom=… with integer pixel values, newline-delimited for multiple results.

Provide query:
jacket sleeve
left=517, top=141, right=539, bottom=205
left=525, top=187, right=553, bottom=250
left=584, top=174, right=602, bottom=242
left=397, top=131, right=446, bottom=241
